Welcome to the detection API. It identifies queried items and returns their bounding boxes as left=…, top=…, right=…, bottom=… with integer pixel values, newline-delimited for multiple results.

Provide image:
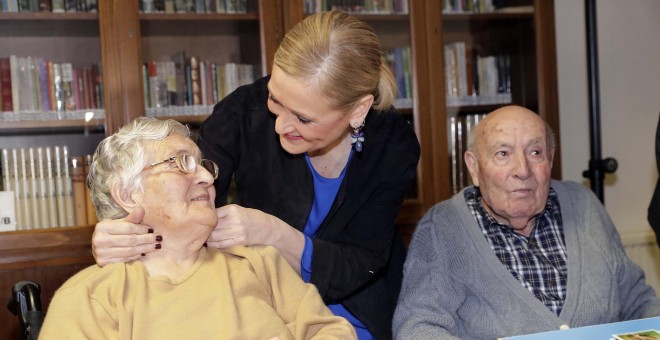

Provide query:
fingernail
left=203, top=242, right=207, bottom=247
left=156, top=235, right=163, bottom=242
left=148, top=228, right=154, bottom=234
left=141, top=253, right=145, bottom=257
left=155, top=244, right=162, bottom=250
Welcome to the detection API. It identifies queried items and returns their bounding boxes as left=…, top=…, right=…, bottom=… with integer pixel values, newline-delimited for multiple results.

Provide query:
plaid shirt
left=465, top=187, right=568, bottom=315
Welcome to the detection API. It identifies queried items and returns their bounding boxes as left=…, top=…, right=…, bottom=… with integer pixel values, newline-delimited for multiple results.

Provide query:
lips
left=191, top=194, right=210, bottom=201
left=283, top=133, right=303, bottom=141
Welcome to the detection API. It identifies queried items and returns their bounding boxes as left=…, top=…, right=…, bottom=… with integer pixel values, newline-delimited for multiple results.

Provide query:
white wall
left=555, top=0, right=660, bottom=235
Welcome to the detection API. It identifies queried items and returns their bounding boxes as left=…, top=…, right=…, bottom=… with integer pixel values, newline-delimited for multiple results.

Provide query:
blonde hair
left=273, top=11, right=397, bottom=112
left=88, top=117, right=190, bottom=220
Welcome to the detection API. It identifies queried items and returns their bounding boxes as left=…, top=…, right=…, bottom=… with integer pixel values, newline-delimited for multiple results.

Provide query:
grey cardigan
left=393, top=180, right=660, bottom=340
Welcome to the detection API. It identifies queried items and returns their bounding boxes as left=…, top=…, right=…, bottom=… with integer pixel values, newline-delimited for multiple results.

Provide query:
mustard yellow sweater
left=40, top=245, right=355, bottom=339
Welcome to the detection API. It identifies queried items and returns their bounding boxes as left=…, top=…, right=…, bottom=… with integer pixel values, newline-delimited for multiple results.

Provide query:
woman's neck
left=308, top=132, right=353, bottom=178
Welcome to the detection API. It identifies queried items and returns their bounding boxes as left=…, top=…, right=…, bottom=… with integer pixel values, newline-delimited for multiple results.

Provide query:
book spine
left=27, top=148, right=40, bottom=229
left=189, top=56, right=201, bottom=105
left=36, top=147, right=51, bottom=228
left=1, top=148, right=9, bottom=192
left=53, top=146, right=67, bottom=227
left=62, top=146, right=76, bottom=227
left=9, top=55, right=20, bottom=112
left=12, top=149, right=25, bottom=229
left=61, top=63, right=76, bottom=111
left=70, top=156, right=88, bottom=226
left=45, top=147, right=59, bottom=227
left=52, top=63, right=65, bottom=113
left=0, top=57, right=13, bottom=112
left=51, top=0, right=64, bottom=12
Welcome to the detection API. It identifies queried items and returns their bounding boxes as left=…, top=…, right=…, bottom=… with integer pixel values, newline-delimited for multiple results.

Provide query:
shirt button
left=559, top=324, right=570, bottom=330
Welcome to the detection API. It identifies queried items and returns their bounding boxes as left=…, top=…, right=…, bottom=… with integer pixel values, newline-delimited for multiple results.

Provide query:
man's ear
left=349, top=94, right=374, bottom=128
left=464, top=150, right=480, bottom=187
left=111, top=183, right=138, bottom=213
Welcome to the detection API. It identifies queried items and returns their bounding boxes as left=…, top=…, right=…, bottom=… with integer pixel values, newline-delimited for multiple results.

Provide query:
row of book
left=0, top=146, right=97, bottom=232
left=0, top=0, right=97, bottom=13
left=442, top=0, right=528, bottom=14
left=304, top=0, right=409, bottom=14
left=444, top=42, right=512, bottom=107
left=0, top=56, right=104, bottom=115
left=383, top=46, right=413, bottom=109
left=140, top=0, right=248, bottom=14
left=142, top=53, right=254, bottom=114
left=449, top=113, right=487, bottom=194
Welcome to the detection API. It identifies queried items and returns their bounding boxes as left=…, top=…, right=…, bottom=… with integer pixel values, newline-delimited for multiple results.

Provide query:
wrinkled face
left=135, top=134, right=217, bottom=241
left=267, top=66, right=353, bottom=156
left=465, top=108, right=554, bottom=226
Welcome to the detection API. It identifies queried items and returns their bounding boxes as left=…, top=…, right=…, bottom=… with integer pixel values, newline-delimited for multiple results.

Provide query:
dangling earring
left=351, top=122, right=365, bottom=152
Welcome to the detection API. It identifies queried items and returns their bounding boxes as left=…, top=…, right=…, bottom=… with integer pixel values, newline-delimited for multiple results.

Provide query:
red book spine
left=0, top=58, right=13, bottom=112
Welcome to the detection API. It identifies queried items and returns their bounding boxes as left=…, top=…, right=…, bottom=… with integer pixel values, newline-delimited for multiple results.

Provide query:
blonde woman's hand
left=92, top=207, right=162, bottom=267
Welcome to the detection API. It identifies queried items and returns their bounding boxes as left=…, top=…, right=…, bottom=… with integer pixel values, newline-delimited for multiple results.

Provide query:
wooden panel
left=0, top=226, right=95, bottom=339
left=98, top=0, right=143, bottom=135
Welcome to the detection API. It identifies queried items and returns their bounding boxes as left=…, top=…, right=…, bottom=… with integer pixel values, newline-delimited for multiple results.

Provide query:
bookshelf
left=0, top=1, right=282, bottom=337
left=0, top=0, right=560, bottom=335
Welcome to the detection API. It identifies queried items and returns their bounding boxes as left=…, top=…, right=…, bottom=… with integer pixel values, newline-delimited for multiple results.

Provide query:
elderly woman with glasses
left=39, top=117, right=355, bottom=339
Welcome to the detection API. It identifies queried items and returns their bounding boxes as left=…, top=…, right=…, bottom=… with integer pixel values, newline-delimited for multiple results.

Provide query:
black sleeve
left=648, top=112, right=660, bottom=246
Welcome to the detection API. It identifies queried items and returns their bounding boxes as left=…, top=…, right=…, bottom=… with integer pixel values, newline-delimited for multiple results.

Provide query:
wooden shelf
left=140, top=12, right=258, bottom=20
left=0, top=12, right=98, bottom=20
left=0, top=118, right=105, bottom=134
left=0, top=225, right=94, bottom=268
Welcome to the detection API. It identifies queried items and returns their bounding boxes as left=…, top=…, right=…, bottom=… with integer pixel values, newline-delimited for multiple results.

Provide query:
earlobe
left=350, top=94, right=374, bottom=127
left=464, top=151, right=480, bottom=187
left=111, top=184, right=137, bottom=213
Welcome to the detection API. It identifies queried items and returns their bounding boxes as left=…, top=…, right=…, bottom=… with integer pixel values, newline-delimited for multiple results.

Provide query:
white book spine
left=11, top=149, right=23, bottom=229
left=54, top=146, right=67, bottom=227
left=28, top=147, right=41, bottom=229
left=63, top=146, right=76, bottom=227
left=19, top=148, right=32, bottom=230
left=46, top=147, right=59, bottom=227
left=37, top=147, right=51, bottom=228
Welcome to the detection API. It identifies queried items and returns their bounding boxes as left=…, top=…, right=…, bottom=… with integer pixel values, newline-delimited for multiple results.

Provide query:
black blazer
left=648, top=112, right=660, bottom=246
left=199, top=76, right=421, bottom=339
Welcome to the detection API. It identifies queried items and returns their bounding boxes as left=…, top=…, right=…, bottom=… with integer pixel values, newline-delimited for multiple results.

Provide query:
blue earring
left=351, top=123, right=365, bottom=152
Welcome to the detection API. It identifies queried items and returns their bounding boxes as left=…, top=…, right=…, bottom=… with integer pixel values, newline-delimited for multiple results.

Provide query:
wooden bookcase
left=0, top=0, right=559, bottom=336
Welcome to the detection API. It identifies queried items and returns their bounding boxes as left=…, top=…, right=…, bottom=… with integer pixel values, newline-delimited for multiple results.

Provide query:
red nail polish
left=148, top=228, right=154, bottom=234
left=156, top=235, right=163, bottom=242
left=141, top=253, right=145, bottom=257
left=155, top=244, right=162, bottom=250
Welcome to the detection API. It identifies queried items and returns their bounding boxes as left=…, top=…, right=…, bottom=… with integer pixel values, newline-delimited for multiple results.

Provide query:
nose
left=512, top=152, right=530, bottom=179
left=273, top=110, right=296, bottom=136
left=194, top=163, right=215, bottom=185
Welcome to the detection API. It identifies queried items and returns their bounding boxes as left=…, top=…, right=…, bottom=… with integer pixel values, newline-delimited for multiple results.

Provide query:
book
left=0, top=57, right=13, bottom=112
left=45, top=147, right=59, bottom=227
left=70, top=156, right=87, bottom=226
left=1, top=148, right=9, bottom=192
left=35, top=147, right=51, bottom=228
left=0, top=191, right=17, bottom=232
left=53, top=146, right=67, bottom=227
left=62, top=146, right=76, bottom=227
left=499, top=317, right=660, bottom=340
left=189, top=56, right=202, bottom=105
left=61, top=63, right=76, bottom=111
left=27, top=148, right=40, bottom=228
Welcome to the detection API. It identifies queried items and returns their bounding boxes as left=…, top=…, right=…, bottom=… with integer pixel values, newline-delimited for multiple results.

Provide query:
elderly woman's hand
left=92, top=207, right=162, bottom=267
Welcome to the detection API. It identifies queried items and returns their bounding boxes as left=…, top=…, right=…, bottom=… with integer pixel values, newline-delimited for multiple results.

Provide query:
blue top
left=301, top=153, right=374, bottom=340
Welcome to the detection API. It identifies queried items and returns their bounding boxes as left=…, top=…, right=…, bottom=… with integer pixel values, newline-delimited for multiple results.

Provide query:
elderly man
left=393, top=105, right=660, bottom=339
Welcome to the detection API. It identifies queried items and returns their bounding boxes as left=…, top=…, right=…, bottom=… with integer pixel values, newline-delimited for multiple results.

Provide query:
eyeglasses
left=145, top=154, right=218, bottom=180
